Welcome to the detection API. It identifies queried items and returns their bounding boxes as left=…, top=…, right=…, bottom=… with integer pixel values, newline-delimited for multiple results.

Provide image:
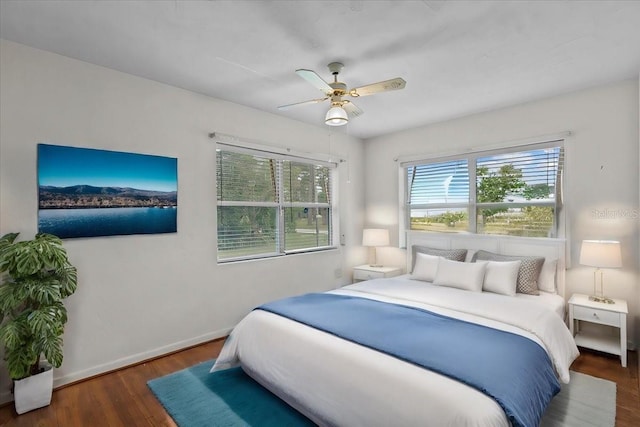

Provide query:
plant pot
left=14, top=365, right=53, bottom=414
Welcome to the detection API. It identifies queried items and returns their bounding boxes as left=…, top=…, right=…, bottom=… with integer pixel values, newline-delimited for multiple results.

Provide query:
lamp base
left=589, top=295, right=615, bottom=304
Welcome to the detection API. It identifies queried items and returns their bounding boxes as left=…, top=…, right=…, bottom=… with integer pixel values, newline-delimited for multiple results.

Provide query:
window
left=406, top=158, right=470, bottom=232
left=404, top=140, right=564, bottom=238
left=216, top=145, right=335, bottom=262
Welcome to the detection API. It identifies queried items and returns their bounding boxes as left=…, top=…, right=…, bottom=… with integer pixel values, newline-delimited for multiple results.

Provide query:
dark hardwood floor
left=570, top=348, right=640, bottom=427
left=0, top=340, right=638, bottom=426
left=0, top=339, right=224, bottom=427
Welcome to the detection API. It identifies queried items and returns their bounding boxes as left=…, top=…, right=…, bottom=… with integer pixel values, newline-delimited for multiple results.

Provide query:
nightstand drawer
left=353, top=269, right=385, bottom=281
left=572, top=305, right=621, bottom=327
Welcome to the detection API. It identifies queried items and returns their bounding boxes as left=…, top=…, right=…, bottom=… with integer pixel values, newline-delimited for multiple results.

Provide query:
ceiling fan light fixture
left=282, top=62, right=406, bottom=127
left=325, top=105, right=349, bottom=126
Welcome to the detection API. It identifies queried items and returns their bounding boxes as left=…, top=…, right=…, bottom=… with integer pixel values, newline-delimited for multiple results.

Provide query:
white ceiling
left=1, top=1, right=640, bottom=139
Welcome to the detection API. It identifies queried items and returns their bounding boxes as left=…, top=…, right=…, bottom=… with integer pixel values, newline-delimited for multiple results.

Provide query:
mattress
left=212, top=277, right=579, bottom=427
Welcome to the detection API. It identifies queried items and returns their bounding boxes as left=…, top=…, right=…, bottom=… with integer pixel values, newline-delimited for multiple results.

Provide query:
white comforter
left=212, top=277, right=579, bottom=427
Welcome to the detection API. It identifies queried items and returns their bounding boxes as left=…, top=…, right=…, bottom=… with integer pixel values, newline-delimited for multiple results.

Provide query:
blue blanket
left=258, top=293, right=560, bottom=427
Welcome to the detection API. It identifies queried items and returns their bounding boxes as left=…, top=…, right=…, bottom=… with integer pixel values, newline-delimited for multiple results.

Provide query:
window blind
left=216, top=147, right=334, bottom=262
left=476, top=147, right=564, bottom=204
left=408, top=159, right=469, bottom=205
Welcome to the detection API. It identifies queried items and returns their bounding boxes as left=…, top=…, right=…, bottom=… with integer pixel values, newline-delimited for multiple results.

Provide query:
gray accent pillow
left=411, top=246, right=467, bottom=271
left=471, top=250, right=544, bottom=295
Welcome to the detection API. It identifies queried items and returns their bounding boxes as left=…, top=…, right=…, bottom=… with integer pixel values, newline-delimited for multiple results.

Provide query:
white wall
left=2, top=39, right=638, bottom=403
left=0, top=40, right=366, bottom=403
left=364, top=79, right=640, bottom=348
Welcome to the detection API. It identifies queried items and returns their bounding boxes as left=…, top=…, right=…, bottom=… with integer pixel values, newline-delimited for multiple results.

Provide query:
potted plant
left=0, top=232, right=77, bottom=414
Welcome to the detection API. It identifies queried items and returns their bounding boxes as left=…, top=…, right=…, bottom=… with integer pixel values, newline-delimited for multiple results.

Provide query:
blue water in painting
left=38, top=207, right=177, bottom=239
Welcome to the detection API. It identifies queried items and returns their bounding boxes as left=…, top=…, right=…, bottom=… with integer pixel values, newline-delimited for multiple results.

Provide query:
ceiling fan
left=278, top=62, right=406, bottom=127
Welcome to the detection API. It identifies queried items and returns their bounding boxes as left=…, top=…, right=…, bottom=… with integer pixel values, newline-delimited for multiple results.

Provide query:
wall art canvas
left=38, top=144, right=177, bottom=238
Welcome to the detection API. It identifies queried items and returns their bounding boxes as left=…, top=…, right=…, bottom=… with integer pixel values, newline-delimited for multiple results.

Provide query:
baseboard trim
left=0, top=390, right=12, bottom=408
left=0, top=327, right=232, bottom=406
left=52, top=327, right=232, bottom=388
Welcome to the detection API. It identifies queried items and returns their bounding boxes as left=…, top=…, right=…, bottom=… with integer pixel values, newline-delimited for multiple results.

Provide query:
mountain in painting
left=39, top=185, right=177, bottom=209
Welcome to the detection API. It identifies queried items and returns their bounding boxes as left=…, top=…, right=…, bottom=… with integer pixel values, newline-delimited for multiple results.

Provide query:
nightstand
left=568, top=293, right=628, bottom=367
left=353, top=265, right=402, bottom=283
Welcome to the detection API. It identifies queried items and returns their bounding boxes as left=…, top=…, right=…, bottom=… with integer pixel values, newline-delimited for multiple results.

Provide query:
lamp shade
left=579, top=240, right=622, bottom=268
left=325, top=106, right=349, bottom=126
left=362, top=228, right=389, bottom=247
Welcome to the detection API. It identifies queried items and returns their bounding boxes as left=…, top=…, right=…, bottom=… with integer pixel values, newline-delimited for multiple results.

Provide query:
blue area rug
left=147, top=359, right=314, bottom=426
left=148, top=360, right=615, bottom=427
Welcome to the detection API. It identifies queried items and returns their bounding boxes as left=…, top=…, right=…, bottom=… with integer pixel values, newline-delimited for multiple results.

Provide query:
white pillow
left=410, top=252, right=440, bottom=282
left=433, top=258, right=486, bottom=292
left=538, top=259, right=558, bottom=293
left=464, top=249, right=477, bottom=263
left=482, top=260, right=521, bottom=296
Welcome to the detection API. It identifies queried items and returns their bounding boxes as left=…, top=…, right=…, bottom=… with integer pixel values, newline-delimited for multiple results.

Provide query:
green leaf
left=0, top=320, right=28, bottom=351
left=0, top=233, right=19, bottom=272
left=58, top=265, right=78, bottom=298
left=28, top=279, right=62, bottom=305
left=6, top=343, right=38, bottom=380
left=50, top=300, right=68, bottom=325
left=0, top=233, right=19, bottom=253
left=28, top=308, right=56, bottom=338
left=40, top=334, right=63, bottom=368
left=15, top=246, right=42, bottom=276
left=0, top=282, right=20, bottom=314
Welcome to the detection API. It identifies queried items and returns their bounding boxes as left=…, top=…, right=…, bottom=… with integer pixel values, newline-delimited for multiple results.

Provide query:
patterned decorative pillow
left=471, top=250, right=545, bottom=295
left=411, top=246, right=467, bottom=271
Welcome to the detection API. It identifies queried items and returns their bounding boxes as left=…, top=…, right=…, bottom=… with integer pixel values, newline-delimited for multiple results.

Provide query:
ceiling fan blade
left=343, top=101, right=364, bottom=118
left=349, top=77, right=406, bottom=97
left=277, top=97, right=329, bottom=110
left=295, top=69, right=334, bottom=95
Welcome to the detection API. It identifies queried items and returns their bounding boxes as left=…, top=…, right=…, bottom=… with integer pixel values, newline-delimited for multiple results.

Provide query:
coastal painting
left=38, top=144, right=177, bottom=238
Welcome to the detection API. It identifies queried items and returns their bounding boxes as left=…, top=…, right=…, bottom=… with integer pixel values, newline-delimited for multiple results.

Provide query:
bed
left=212, top=232, right=579, bottom=427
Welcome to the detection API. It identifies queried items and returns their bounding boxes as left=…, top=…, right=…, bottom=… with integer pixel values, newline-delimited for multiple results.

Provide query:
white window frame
left=216, top=140, right=339, bottom=263
left=399, top=137, right=566, bottom=247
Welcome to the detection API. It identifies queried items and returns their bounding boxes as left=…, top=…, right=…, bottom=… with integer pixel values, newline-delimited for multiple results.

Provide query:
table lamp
left=579, top=240, right=622, bottom=304
left=362, top=228, right=389, bottom=267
